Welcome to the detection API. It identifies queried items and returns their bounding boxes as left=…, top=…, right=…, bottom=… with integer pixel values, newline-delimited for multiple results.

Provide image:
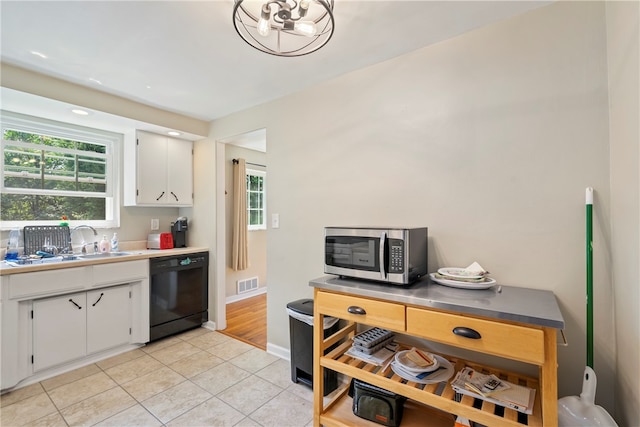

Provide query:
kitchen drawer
left=316, top=291, right=405, bottom=331
left=406, top=307, right=544, bottom=364
left=92, top=260, right=148, bottom=286
left=9, top=267, right=89, bottom=299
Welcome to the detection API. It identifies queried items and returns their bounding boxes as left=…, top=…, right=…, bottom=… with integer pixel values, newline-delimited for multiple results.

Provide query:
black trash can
left=287, top=298, right=339, bottom=396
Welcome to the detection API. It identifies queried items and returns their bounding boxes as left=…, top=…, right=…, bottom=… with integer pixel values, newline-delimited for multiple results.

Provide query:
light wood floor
left=219, top=293, right=267, bottom=350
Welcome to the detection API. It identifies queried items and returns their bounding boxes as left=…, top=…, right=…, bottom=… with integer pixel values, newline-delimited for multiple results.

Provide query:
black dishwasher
left=149, top=252, right=208, bottom=342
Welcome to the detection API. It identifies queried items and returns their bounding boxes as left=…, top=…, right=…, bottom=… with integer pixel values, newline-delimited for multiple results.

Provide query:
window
left=1, top=111, right=120, bottom=229
left=246, top=169, right=266, bottom=230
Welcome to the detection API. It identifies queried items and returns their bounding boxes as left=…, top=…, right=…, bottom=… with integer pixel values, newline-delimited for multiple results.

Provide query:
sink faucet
left=70, top=225, right=98, bottom=254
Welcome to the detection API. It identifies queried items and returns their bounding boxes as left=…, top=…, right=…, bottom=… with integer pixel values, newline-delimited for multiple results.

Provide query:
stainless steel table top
left=310, top=275, right=564, bottom=329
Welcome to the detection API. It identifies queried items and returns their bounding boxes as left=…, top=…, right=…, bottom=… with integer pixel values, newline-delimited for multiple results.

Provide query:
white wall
left=207, top=1, right=621, bottom=416
left=606, top=1, right=640, bottom=425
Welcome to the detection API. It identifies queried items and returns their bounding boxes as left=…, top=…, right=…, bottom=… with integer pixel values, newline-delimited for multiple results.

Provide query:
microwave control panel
left=389, top=239, right=404, bottom=273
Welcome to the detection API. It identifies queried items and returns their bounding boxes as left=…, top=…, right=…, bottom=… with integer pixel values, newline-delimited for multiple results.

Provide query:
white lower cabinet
left=33, top=292, right=87, bottom=372
left=87, top=286, right=131, bottom=354
left=32, top=285, right=131, bottom=372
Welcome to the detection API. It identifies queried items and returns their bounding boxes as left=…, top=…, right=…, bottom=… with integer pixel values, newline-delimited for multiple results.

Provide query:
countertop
left=310, top=275, right=564, bottom=329
left=0, top=247, right=209, bottom=275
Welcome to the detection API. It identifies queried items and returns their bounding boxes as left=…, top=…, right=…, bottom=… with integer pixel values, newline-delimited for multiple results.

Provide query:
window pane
left=1, top=112, right=117, bottom=225
left=3, top=145, right=106, bottom=193
left=249, top=191, right=259, bottom=208
left=0, top=193, right=106, bottom=221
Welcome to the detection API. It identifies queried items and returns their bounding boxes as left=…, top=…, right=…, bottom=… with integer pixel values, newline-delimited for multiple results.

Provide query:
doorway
left=216, top=129, right=268, bottom=349
left=218, top=293, right=267, bottom=349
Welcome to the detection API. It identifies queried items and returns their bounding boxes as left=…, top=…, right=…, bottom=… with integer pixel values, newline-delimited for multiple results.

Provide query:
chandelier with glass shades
left=233, top=0, right=335, bottom=57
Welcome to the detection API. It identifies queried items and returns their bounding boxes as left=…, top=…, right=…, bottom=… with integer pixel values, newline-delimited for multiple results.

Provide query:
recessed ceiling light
left=30, top=51, right=48, bottom=59
left=168, top=131, right=181, bottom=136
left=71, top=109, right=90, bottom=116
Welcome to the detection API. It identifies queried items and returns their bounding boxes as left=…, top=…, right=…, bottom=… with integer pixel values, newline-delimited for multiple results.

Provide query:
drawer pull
left=347, top=306, right=367, bottom=315
left=453, top=326, right=481, bottom=339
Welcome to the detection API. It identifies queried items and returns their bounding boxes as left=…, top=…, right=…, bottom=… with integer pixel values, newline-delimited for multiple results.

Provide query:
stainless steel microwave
left=324, top=227, right=428, bottom=285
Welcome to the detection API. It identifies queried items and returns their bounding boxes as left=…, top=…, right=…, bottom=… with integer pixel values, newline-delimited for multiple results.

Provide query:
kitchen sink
left=78, top=252, right=132, bottom=259
left=4, top=255, right=80, bottom=266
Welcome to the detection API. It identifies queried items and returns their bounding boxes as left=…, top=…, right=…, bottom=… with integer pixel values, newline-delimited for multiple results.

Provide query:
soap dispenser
left=111, top=233, right=119, bottom=252
left=99, top=235, right=111, bottom=253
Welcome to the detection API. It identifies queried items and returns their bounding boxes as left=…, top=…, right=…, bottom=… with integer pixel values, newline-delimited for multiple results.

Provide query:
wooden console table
left=310, top=276, right=564, bottom=427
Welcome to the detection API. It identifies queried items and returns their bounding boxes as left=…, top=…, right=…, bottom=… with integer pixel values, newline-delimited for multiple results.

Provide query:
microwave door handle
left=380, top=232, right=387, bottom=278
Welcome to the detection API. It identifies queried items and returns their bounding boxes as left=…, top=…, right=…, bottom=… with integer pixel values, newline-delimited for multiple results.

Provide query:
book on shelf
left=451, top=367, right=536, bottom=415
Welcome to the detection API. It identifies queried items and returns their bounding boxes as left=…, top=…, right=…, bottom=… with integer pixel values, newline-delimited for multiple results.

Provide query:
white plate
left=437, top=267, right=485, bottom=279
left=429, top=273, right=496, bottom=290
left=395, top=349, right=439, bottom=373
left=390, top=355, right=454, bottom=384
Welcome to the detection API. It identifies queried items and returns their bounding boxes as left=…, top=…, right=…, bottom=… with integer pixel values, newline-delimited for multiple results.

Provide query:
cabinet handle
left=170, top=191, right=179, bottom=201
left=347, top=306, right=367, bottom=315
left=92, top=292, right=104, bottom=306
left=452, top=326, right=482, bottom=339
left=69, top=298, right=82, bottom=310
left=156, top=191, right=165, bottom=201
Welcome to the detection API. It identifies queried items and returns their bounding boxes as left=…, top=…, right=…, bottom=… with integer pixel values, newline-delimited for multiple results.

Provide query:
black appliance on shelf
left=171, top=217, right=188, bottom=248
left=149, top=251, right=208, bottom=341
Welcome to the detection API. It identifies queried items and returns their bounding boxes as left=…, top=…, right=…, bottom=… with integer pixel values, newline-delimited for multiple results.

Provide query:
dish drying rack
left=23, top=226, right=71, bottom=256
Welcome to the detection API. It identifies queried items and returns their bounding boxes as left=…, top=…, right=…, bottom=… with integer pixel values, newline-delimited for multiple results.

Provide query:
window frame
left=1, top=110, right=120, bottom=230
left=246, top=168, right=266, bottom=231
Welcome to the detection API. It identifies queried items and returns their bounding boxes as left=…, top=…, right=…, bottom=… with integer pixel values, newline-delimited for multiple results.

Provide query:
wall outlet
left=151, top=218, right=159, bottom=230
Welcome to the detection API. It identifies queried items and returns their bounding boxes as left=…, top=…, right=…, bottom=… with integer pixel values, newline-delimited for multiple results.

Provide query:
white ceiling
left=1, top=1, right=551, bottom=127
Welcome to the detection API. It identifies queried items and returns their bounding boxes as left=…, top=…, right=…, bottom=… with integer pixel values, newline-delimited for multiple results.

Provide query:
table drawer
left=406, top=307, right=544, bottom=364
left=316, top=291, right=405, bottom=331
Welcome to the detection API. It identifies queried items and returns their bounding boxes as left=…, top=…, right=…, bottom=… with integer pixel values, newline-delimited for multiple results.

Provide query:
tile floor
left=0, top=328, right=317, bottom=427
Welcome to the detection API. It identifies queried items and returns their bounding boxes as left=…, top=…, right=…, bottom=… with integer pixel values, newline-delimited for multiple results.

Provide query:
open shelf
left=321, top=389, right=456, bottom=427
left=319, top=341, right=543, bottom=427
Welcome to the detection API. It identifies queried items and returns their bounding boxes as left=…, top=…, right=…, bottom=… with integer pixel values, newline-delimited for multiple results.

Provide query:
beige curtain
left=232, top=158, right=249, bottom=270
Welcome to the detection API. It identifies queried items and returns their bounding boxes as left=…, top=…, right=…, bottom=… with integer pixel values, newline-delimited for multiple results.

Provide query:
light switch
left=151, top=218, right=159, bottom=230
left=272, top=213, right=280, bottom=229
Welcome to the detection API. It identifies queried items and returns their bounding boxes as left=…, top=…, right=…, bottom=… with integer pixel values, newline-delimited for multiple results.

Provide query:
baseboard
left=202, top=320, right=216, bottom=331
left=266, top=342, right=290, bottom=361
left=226, top=287, right=267, bottom=304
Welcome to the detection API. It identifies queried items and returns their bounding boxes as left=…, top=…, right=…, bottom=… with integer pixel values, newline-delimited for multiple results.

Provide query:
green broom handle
left=586, top=187, right=594, bottom=369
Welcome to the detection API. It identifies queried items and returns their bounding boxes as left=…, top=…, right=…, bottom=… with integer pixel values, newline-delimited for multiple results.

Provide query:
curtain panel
left=232, top=158, right=249, bottom=270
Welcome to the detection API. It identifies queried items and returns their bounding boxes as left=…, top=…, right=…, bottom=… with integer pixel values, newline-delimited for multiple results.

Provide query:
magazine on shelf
left=451, top=367, right=536, bottom=415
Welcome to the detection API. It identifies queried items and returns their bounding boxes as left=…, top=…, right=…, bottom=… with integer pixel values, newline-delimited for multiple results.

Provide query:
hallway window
left=246, top=169, right=266, bottom=230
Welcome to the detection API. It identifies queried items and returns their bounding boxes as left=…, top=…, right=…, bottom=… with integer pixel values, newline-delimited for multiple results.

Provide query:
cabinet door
left=87, top=286, right=131, bottom=354
left=136, top=131, right=169, bottom=204
left=166, top=137, right=193, bottom=206
left=33, top=292, right=86, bottom=371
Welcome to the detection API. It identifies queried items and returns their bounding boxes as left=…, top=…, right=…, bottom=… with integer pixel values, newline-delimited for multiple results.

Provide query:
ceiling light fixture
left=168, top=131, right=181, bottom=136
left=233, top=0, right=334, bottom=57
left=71, top=109, right=89, bottom=116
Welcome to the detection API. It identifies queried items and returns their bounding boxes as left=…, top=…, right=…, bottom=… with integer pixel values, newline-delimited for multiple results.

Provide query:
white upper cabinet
left=124, top=130, right=193, bottom=207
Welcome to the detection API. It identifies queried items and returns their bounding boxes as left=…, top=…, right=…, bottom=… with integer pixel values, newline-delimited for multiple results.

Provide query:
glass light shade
left=257, top=17, right=271, bottom=36
left=294, top=21, right=317, bottom=37
left=233, top=0, right=334, bottom=57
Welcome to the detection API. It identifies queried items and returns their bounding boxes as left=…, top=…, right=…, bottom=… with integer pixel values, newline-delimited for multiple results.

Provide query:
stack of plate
left=390, top=349, right=454, bottom=384
left=430, top=267, right=496, bottom=290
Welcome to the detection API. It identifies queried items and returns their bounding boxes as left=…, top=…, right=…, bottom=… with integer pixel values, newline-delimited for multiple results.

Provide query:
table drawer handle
left=453, top=326, right=481, bottom=339
left=347, top=306, right=367, bottom=315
